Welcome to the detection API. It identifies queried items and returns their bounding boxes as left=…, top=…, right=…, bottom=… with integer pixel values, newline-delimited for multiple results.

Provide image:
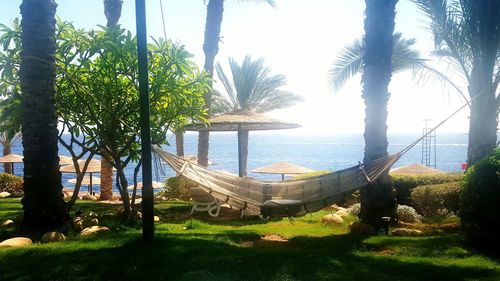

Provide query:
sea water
left=7, top=132, right=469, bottom=193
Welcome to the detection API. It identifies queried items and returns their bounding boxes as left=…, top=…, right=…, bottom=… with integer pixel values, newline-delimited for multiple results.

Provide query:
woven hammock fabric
left=154, top=146, right=401, bottom=217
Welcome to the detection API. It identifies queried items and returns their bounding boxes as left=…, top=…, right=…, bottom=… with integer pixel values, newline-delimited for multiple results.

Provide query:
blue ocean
left=8, top=132, right=469, bottom=193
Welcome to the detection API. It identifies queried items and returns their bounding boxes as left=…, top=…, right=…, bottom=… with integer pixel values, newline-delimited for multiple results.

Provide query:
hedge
left=410, top=182, right=461, bottom=217
left=392, top=173, right=463, bottom=205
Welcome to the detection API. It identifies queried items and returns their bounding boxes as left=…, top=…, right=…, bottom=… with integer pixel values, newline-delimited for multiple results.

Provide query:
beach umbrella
left=185, top=110, right=300, bottom=177
left=60, top=159, right=113, bottom=194
left=251, top=161, right=315, bottom=181
left=127, top=181, right=164, bottom=190
left=59, top=155, right=74, bottom=166
left=68, top=175, right=101, bottom=195
left=68, top=176, right=101, bottom=185
left=0, top=153, right=23, bottom=175
left=390, top=163, right=444, bottom=175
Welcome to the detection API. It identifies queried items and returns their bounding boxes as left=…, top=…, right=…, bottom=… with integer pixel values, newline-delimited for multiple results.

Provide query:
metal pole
left=135, top=0, right=154, bottom=241
left=237, top=126, right=243, bottom=177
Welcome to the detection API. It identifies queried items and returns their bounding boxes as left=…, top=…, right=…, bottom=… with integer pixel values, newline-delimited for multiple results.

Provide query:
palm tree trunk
left=175, top=131, right=185, bottom=157
left=99, top=152, right=113, bottom=200
left=3, top=141, right=12, bottom=174
left=198, top=0, right=224, bottom=167
left=359, top=0, right=398, bottom=230
left=99, top=0, right=123, bottom=201
left=466, top=60, right=499, bottom=166
left=20, top=0, right=70, bottom=233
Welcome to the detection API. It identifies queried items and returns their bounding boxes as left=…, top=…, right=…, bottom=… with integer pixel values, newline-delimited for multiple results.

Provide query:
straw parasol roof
left=184, top=110, right=301, bottom=131
left=60, top=159, right=115, bottom=173
left=127, top=181, right=164, bottom=190
left=251, top=161, right=315, bottom=181
left=0, top=153, right=23, bottom=163
left=251, top=161, right=315, bottom=175
left=68, top=176, right=101, bottom=185
left=59, top=155, right=74, bottom=165
left=390, top=163, right=444, bottom=175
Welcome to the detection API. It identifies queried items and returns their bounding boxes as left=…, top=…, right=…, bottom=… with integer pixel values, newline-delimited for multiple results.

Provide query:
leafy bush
left=392, top=173, right=462, bottom=205
left=164, top=176, right=197, bottom=200
left=410, top=182, right=461, bottom=217
left=460, top=148, right=500, bottom=252
left=396, top=205, right=421, bottom=223
left=0, top=173, right=23, bottom=193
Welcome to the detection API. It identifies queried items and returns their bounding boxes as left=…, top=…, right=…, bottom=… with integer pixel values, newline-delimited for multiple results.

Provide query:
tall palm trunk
left=99, top=0, right=123, bottom=201
left=198, top=0, right=224, bottom=167
left=175, top=131, right=184, bottom=157
left=467, top=71, right=498, bottom=166
left=20, top=0, right=70, bottom=233
left=3, top=140, right=12, bottom=174
left=465, top=0, right=499, bottom=166
left=359, top=0, right=398, bottom=230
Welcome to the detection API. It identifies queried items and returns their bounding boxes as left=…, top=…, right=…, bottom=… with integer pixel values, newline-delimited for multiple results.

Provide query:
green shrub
left=459, top=148, right=500, bottom=252
left=0, top=173, right=23, bottom=193
left=410, top=182, right=461, bottom=217
left=392, top=173, right=462, bottom=205
left=164, top=176, right=197, bottom=200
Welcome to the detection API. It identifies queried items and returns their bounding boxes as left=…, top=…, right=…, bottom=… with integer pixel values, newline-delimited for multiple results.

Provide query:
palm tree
left=197, top=0, right=275, bottom=167
left=212, top=55, right=302, bottom=176
left=413, top=0, right=500, bottom=166
left=20, top=0, right=70, bottom=233
left=99, top=0, right=124, bottom=201
left=359, top=0, right=398, bottom=229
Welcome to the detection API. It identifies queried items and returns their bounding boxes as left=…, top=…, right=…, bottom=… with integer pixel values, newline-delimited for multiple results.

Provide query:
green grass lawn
left=0, top=198, right=499, bottom=281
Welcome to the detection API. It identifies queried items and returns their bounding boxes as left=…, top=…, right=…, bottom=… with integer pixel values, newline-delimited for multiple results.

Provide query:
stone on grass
left=1, top=220, right=14, bottom=228
left=391, top=228, right=422, bottom=236
left=82, top=194, right=97, bottom=201
left=336, top=210, right=350, bottom=218
left=80, top=226, right=110, bottom=236
left=324, top=204, right=347, bottom=212
left=349, top=221, right=376, bottom=235
left=154, top=216, right=160, bottom=222
left=41, top=231, right=66, bottom=243
left=82, top=218, right=99, bottom=229
left=321, top=214, right=344, bottom=226
left=86, top=211, right=98, bottom=219
left=0, top=237, right=32, bottom=248
left=0, top=191, right=11, bottom=198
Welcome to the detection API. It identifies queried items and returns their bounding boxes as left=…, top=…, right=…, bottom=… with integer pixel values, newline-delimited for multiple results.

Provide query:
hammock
left=154, top=145, right=401, bottom=217
left=154, top=96, right=472, bottom=217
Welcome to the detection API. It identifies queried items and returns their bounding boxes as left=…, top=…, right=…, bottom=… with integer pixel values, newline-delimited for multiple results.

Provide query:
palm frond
left=328, top=38, right=364, bottom=92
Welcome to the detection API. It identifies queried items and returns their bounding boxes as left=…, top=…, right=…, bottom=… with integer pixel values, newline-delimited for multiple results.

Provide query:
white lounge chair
left=189, top=186, right=221, bottom=217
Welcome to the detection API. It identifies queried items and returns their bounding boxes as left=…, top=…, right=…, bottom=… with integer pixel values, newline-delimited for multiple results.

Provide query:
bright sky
left=0, top=0, right=470, bottom=134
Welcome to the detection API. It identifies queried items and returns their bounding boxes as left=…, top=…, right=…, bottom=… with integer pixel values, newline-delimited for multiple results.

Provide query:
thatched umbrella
left=390, top=163, right=444, bottom=175
left=59, top=155, right=74, bottom=166
left=251, top=161, right=315, bottom=181
left=185, top=110, right=300, bottom=177
left=0, top=153, right=23, bottom=175
left=68, top=176, right=101, bottom=186
left=60, top=159, right=109, bottom=194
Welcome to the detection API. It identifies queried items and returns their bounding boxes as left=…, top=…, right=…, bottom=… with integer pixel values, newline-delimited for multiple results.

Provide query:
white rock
left=0, top=237, right=32, bottom=248
left=80, top=226, right=110, bottom=236
left=0, top=191, right=11, bottom=198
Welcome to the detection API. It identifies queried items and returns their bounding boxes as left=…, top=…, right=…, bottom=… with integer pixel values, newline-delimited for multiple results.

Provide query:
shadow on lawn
left=0, top=231, right=497, bottom=281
